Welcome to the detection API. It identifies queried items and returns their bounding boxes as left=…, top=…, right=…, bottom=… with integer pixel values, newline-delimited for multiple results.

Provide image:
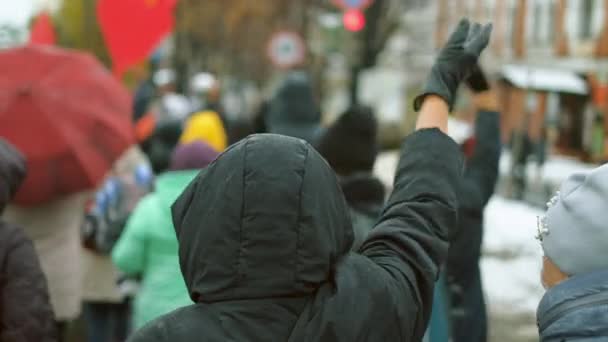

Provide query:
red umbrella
left=0, top=45, right=134, bottom=206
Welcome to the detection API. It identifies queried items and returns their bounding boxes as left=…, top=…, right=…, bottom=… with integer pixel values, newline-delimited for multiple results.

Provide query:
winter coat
left=0, top=139, right=56, bottom=341
left=82, top=146, right=151, bottom=303
left=339, top=173, right=386, bottom=251
left=447, top=111, right=501, bottom=279
left=4, top=192, right=88, bottom=321
left=112, top=171, right=196, bottom=329
left=265, top=72, right=322, bottom=144
left=128, top=129, right=463, bottom=342
left=537, top=269, right=608, bottom=341
left=0, top=222, right=57, bottom=341
left=446, top=110, right=500, bottom=342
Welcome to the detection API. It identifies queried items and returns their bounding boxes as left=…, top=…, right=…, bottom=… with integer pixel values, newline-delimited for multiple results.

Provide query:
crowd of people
left=1, top=18, right=607, bottom=342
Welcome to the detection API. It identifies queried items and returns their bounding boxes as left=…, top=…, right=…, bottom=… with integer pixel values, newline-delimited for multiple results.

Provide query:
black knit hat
left=316, top=106, right=378, bottom=176
left=141, top=119, right=183, bottom=174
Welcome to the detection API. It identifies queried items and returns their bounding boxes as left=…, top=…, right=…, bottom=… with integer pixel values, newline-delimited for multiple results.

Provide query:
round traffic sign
left=267, top=31, right=306, bottom=69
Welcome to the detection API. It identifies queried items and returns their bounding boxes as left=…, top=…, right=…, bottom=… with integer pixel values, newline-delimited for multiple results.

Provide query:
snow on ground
left=378, top=149, right=598, bottom=194
left=373, top=151, right=399, bottom=190
left=482, top=197, right=545, bottom=313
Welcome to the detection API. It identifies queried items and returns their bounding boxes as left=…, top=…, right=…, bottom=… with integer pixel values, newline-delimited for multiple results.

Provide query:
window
left=548, top=1, right=555, bottom=43
left=533, top=2, right=542, bottom=43
left=580, top=0, right=594, bottom=39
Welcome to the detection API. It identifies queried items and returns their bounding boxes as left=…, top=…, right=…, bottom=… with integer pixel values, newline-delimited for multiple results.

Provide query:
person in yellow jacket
left=180, top=111, right=227, bottom=152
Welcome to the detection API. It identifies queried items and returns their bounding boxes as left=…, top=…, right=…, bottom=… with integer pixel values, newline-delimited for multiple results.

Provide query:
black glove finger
left=465, top=23, right=493, bottom=56
left=446, top=18, right=471, bottom=47
left=468, top=23, right=482, bottom=41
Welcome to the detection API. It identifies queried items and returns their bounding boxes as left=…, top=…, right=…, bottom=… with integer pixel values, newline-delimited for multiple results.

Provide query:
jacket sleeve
left=459, top=110, right=501, bottom=211
left=1, top=225, right=56, bottom=342
left=359, top=128, right=463, bottom=339
left=112, top=196, right=154, bottom=275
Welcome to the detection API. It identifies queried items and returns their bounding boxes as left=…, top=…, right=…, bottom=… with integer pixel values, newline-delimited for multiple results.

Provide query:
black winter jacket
left=129, top=129, right=463, bottom=342
left=339, top=173, right=386, bottom=251
left=0, top=139, right=56, bottom=341
left=447, top=111, right=501, bottom=277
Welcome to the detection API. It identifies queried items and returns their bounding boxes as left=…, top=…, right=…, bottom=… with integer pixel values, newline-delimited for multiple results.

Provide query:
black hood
left=171, top=134, right=353, bottom=303
left=0, top=139, right=26, bottom=213
left=266, top=72, right=321, bottom=143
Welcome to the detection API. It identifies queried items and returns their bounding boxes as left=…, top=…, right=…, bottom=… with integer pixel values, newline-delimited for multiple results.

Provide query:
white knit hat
left=538, top=163, right=608, bottom=276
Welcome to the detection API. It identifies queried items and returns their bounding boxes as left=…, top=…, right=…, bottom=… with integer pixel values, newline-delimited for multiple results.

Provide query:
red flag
left=98, top=0, right=178, bottom=76
left=29, top=12, right=56, bottom=45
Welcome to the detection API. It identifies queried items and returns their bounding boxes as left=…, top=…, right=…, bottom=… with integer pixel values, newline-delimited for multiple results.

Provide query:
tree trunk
left=173, top=31, right=190, bottom=94
left=349, top=65, right=361, bottom=105
left=554, top=0, right=569, bottom=57
left=349, top=0, right=398, bottom=105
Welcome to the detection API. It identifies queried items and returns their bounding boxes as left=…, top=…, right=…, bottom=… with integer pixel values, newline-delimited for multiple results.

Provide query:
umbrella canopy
left=0, top=45, right=134, bottom=206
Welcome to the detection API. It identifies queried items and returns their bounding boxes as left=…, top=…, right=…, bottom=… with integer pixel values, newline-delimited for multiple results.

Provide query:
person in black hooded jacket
left=316, top=105, right=386, bottom=250
left=0, top=139, right=57, bottom=342
left=128, top=19, right=492, bottom=342
left=446, top=66, right=502, bottom=342
left=262, top=70, right=323, bottom=144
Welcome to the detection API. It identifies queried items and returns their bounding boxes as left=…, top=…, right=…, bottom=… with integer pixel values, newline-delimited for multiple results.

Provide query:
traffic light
left=343, top=9, right=365, bottom=32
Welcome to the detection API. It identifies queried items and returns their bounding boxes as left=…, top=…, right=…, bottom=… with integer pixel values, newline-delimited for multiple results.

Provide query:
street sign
left=267, top=31, right=306, bottom=69
left=332, top=0, right=373, bottom=10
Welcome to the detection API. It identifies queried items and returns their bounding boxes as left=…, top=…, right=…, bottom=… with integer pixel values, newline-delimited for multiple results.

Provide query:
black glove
left=465, top=64, right=490, bottom=93
left=414, top=19, right=492, bottom=111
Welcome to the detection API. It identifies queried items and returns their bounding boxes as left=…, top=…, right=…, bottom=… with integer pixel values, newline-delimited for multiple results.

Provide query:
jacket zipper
left=538, top=291, right=608, bottom=332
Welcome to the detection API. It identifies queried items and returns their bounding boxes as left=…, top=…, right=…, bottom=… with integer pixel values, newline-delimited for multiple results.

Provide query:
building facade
left=432, top=0, right=608, bottom=162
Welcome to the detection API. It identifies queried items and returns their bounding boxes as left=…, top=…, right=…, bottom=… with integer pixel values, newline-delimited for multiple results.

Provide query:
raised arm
left=460, top=68, right=501, bottom=209
left=359, top=19, right=492, bottom=339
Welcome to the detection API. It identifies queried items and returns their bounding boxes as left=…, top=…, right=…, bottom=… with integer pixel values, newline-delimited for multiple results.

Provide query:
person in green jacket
left=112, top=141, right=219, bottom=329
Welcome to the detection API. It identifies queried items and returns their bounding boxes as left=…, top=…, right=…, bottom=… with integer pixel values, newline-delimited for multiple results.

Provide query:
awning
left=500, top=65, right=588, bottom=95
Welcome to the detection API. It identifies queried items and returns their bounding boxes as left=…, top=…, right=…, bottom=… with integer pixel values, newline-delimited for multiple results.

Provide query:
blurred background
left=2, top=1, right=608, bottom=341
